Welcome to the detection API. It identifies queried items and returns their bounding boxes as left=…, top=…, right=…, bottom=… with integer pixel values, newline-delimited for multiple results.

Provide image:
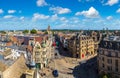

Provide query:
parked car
left=52, top=70, right=59, bottom=77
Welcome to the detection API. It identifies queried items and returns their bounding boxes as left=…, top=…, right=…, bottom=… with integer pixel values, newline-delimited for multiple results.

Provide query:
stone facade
left=32, top=40, right=52, bottom=69
left=98, top=36, right=120, bottom=78
left=67, top=31, right=101, bottom=59
left=68, top=34, right=95, bottom=59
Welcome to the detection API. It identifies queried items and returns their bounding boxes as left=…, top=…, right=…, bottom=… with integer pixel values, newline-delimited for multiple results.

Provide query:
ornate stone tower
left=47, top=25, right=51, bottom=34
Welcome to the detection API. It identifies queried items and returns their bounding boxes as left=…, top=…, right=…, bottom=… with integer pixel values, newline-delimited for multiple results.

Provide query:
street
left=40, top=35, right=98, bottom=78
left=73, top=57, right=98, bottom=78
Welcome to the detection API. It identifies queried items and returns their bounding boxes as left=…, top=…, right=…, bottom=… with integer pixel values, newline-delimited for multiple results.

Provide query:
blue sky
left=0, top=0, right=120, bottom=30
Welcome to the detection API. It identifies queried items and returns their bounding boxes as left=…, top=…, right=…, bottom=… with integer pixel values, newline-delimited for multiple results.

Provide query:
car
left=52, top=70, right=59, bottom=77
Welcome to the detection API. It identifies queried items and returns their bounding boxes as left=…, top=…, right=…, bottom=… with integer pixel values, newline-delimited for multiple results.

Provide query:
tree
left=23, top=30, right=29, bottom=34
left=44, top=31, right=48, bottom=34
left=0, top=31, right=6, bottom=34
left=30, top=29, right=37, bottom=34
left=103, top=75, right=108, bottom=78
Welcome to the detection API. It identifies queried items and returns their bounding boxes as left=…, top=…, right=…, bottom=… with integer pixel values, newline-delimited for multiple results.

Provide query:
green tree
left=23, top=30, right=29, bottom=34
left=44, top=31, right=48, bottom=34
left=0, top=31, right=6, bottom=34
left=103, top=75, right=108, bottom=78
left=30, top=29, right=37, bottom=34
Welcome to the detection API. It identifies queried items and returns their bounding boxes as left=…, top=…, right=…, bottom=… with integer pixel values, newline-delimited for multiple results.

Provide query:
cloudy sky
left=0, top=0, right=120, bottom=30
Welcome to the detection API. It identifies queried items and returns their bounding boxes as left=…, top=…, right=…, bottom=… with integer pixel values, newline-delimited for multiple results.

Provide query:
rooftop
left=0, top=49, right=17, bottom=67
left=2, top=49, right=11, bottom=57
left=104, top=36, right=120, bottom=42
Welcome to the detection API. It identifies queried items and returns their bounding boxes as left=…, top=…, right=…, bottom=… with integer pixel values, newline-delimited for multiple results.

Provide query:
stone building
left=91, top=31, right=102, bottom=54
left=32, top=38, right=52, bottom=69
left=67, top=31, right=101, bottom=59
left=68, top=33, right=95, bottom=59
left=98, top=36, right=120, bottom=78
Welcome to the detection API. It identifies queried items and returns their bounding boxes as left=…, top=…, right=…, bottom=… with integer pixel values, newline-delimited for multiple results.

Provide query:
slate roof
left=99, top=40, right=120, bottom=51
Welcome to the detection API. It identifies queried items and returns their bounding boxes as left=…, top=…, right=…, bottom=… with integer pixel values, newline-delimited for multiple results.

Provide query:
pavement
left=40, top=47, right=98, bottom=78
left=39, top=36, right=98, bottom=78
left=73, top=57, right=99, bottom=78
left=45, top=58, right=75, bottom=78
left=40, top=46, right=75, bottom=78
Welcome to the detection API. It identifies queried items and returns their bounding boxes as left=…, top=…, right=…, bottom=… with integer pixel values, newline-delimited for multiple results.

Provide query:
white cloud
left=74, top=20, right=79, bottom=23
left=8, top=10, right=16, bottom=14
left=20, top=16, right=25, bottom=20
left=49, top=6, right=71, bottom=14
left=69, top=17, right=80, bottom=24
left=0, top=9, right=4, bottom=14
left=51, top=14, right=69, bottom=22
left=94, top=19, right=105, bottom=23
left=116, top=8, right=120, bottom=13
left=100, top=0, right=105, bottom=3
left=106, top=16, right=113, bottom=20
left=32, top=13, right=50, bottom=21
left=60, top=17, right=66, bottom=21
left=72, top=18, right=80, bottom=23
left=51, top=14, right=58, bottom=21
left=75, top=12, right=80, bottom=16
left=60, top=17, right=69, bottom=23
left=36, top=0, right=47, bottom=7
left=105, top=0, right=119, bottom=6
left=3, top=15, right=14, bottom=19
left=75, top=7, right=99, bottom=18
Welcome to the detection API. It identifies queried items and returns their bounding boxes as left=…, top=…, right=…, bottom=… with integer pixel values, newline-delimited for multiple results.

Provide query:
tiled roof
left=27, top=45, right=33, bottom=52
left=12, top=36, right=17, bottom=42
left=24, top=37, right=30, bottom=45
left=35, top=37, right=43, bottom=43
left=99, top=40, right=120, bottom=51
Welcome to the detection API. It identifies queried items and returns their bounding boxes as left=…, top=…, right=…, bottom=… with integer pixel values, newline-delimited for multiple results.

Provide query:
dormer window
left=117, top=43, right=119, bottom=49
left=110, top=42, right=112, bottom=48
left=105, top=42, right=107, bottom=47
